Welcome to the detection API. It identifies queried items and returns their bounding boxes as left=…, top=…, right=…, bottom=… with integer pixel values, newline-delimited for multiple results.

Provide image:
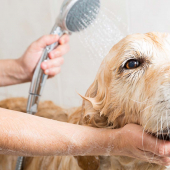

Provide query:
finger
left=41, top=57, right=64, bottom=70
left=154, top=140, right=170, bottom=157
left=140, top=132, right=170, bottom=157
left=142, top=154, right=170, bottom=166
left=33, top=35, right=59, bottom=49
left=44, top=67, right=61, bottom=76
left=48, top=44, right=70, bottom=59
left=136, top=128, right=170, bottom=157
left=142, top=155, right=170, bottom=166
left=122, top=124, right=170, bottom=157
left=131, top=148, right=170, bottom=166
left=59, top=34, right=70, bottom=45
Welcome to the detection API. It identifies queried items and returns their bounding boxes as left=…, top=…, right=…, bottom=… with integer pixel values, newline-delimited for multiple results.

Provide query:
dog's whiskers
left=129, top=98, right=149, bottom=104
left=142, top=130, right=152, bottom=164
left=166, top=111, right=170, bottom=137
left=161, top=115, right=164, bottom=141
left=145, top=117, right=159, bottom=165
left=141, top=113, right=167, bottom=164
left=139, top=103, right=155, bottom=114
left=142, top=116, right=156, bottom=163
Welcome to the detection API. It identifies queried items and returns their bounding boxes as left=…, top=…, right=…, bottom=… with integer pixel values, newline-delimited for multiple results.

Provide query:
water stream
left=77, top=6, right=128, bottom=66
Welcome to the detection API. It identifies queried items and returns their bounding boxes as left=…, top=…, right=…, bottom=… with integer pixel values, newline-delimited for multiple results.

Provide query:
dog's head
left=81, top=32, right=170, bottom=139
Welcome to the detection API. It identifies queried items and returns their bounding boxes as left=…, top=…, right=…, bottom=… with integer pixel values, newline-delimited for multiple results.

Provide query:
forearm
left=0, top=108, right=120, bottom=156
left=0, top=59, right=27, bottom=86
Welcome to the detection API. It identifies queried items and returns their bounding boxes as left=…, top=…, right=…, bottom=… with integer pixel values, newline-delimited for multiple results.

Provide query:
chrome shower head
left=58, top=0, right=100, bottom=33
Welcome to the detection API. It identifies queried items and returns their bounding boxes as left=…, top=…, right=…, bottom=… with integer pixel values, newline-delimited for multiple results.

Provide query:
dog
left=0, top=32, right=170, bottom=170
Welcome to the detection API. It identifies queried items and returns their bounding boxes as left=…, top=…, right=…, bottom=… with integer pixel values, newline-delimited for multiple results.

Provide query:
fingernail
left=61, top=40, right=65, bottom=44
left=45, top=69, right=49, bottom=74
left=42, top=63, right=47, bottom=69
left=50, top=53, right=54, bottom=59
left=54, top=35, right=58, bottom=40
left=56, top=51, right=61, bottom=56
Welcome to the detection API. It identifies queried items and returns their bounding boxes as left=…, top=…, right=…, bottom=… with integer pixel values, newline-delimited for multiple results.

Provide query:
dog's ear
left=79, top=60, right=115, bottom=128
left=79, top=46, right=127, bottom=128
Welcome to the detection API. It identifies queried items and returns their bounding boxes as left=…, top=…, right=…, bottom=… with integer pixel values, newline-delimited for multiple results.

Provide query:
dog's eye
left=125, top=59, right=140, bottom=69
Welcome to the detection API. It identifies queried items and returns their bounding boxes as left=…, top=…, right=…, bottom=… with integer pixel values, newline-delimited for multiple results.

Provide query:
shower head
left=57, top=0, right=100, bottom=32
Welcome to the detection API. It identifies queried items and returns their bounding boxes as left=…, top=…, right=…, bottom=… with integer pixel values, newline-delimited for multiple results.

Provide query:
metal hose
left=15, top=157, right=24, bottom=170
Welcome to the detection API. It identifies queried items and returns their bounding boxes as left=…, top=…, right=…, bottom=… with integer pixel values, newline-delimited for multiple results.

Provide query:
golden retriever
left=0, top=32, right=170, bottom=170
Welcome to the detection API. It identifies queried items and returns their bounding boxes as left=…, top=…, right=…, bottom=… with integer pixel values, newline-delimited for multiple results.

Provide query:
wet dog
left=0, top=32, right=170, bottom=170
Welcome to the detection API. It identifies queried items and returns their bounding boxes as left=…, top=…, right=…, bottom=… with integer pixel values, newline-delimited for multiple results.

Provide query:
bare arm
left=0, top=108, right=170, bottom=166
left=0, top=107, right=119, bottom=156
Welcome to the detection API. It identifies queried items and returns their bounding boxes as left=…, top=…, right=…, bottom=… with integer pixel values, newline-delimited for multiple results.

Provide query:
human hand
left=115, top=124, right=170, bottom=166
left=17, top=34, right=69, bottom=81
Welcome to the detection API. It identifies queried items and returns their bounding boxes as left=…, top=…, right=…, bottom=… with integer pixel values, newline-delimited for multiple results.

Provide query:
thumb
left=34, top=35, right=59, bottom=49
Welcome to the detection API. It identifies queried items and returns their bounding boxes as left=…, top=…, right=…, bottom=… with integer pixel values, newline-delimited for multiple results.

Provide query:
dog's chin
left=152, top=130, right=170, bottom=141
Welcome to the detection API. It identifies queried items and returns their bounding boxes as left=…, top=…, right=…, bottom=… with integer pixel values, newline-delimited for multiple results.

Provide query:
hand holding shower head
left=27, top=0, right=101, bottom=115
left=15, top=1, right=100, bottom=170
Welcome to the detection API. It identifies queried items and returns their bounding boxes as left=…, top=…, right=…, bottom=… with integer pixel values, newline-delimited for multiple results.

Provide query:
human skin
left=0, top=34, right=69, bottom=86
left=0, top=35, right=170, bottom=166
left=0, top=108, right=170, bottom=166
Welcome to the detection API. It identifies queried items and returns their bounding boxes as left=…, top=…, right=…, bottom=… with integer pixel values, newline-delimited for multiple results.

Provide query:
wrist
left=78, top=127, right=122, bottom=156
left=103, top=128, right=122, bottom=156
left=0, top=59, right=31, bottom=87
left=112, top=124, right=141, bottom=157
left=15, top=58, right=32, bottom=82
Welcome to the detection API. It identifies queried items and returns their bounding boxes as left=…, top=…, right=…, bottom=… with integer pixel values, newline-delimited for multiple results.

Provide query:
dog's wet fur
left=1, top=32, right=170, bottom=170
